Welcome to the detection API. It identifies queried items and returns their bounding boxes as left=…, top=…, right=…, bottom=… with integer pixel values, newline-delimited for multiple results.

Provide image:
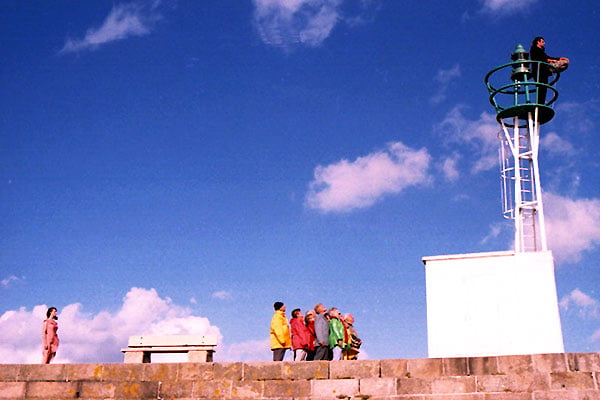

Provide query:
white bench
left=121, top=335, right=217, bottom=363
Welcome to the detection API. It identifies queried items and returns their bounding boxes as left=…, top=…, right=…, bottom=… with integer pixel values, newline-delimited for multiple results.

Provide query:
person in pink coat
left=42, top=307, right=59, bottom=364
left=290, top=308, right=311, bottom=361
left=304, top=309, right=317, bottom=361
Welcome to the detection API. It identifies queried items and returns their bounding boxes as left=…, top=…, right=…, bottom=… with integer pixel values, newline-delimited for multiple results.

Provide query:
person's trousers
left=272, top=348, right=287, bottom=361
left=313, top=345, right=330, bottom=360
left=332, top=346, right=342, bottom=360
left=294, top=348, right=307, bottom=361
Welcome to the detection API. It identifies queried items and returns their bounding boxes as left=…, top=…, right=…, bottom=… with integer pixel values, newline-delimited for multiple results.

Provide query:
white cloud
left=453, top=193, right=470, bottom=201
left=0, top=287, right=221, bottom=364
left=1, top=275, right=21, bottom=288
left=439, top=154, right=460, bottom=182
left=560, top=289, right=599, bottom=319
left=212, top=291, right=232, bottom=300
left=253, top=0, right=342, bottom=48
left=544, top=192, right=600, bottom=264
left=541, top=132, right=576, bottom=157
left=306, top=142, right=431, bottom=213
left=431, top=64, right=461, bottom=104
left=60, top=2, right=161, bottom=54
left=435, top=64, right=461, bottom=84
left=218, top=339, right=272, bottom=362
left=555, top=101, right=598, bottom=134
left=479, top=0, right=538, bottom=14
left=436, top=106, right=499, bottom=173
left=560, top=289, right=598, bottom=310
left=592, top=329, right=600, bottom=343
left=344, top=0, right=381, bottom=28
left=480, top=223, right=503, bottom=244
left=560, top=289, right=600, bottom=347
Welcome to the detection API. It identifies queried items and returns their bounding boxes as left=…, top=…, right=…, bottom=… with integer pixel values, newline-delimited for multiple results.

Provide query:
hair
left=273, top=301, right=284, bottom=311
left=531, top=36, right=544, bottom=48
left=291, top=308, right=301, bottom=318
left=46, top=307, right=57, bottom=319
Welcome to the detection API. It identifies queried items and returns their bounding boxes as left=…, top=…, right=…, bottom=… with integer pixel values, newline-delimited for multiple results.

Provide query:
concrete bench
left=121, top=335, right=217, bottom=363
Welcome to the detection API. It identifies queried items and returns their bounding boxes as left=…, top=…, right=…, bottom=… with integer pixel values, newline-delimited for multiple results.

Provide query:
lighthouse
left=421, top=45, right=564, bottom=357
left=485, top=44, right=560, bottom=252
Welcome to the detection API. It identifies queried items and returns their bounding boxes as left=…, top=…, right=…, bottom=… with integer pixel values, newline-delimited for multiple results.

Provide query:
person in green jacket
left=328, top=307, right=347, bottom=360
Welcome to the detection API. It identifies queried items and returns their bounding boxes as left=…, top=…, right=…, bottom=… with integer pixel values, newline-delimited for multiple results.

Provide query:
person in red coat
left=304, top=309, right=317, bottom=361
left=290, top=308, right=310, bottom=361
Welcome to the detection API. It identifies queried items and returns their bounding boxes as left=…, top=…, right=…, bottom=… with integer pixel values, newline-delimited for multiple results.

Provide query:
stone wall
left=1, top=353, right=599, bottom=399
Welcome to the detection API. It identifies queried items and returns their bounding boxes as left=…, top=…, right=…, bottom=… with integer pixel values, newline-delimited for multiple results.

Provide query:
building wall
left=424, top=251, right=564, bottom=357
left=1, top=353, right=599, bottom=399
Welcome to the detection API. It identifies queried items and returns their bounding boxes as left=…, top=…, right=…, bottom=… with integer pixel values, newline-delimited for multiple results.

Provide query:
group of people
left=269, top=301, right=362, bottom=362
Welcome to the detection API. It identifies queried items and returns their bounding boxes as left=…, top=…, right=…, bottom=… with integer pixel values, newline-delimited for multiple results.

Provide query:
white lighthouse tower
left=491, top=44, right=559, bottom=253
left=422, top=45, right=564, bottom=357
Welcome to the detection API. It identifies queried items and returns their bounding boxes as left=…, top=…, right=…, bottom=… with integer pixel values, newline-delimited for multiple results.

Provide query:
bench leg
left=123, top=351, right=151, bottom=363
left=188, top=350, right=214, bottom=362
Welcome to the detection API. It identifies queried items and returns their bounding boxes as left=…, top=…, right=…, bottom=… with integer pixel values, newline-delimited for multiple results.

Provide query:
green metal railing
left=484, top=57, right=561, bottom=126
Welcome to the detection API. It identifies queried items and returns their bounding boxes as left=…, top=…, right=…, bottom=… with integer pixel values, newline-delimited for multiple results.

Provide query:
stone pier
left=1, top=353, right=599, bottom=399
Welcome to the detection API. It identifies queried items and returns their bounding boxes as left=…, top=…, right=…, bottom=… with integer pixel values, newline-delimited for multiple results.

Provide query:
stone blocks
left=18, top=364, right=65, bottom=381
left=0, top=382, right=26, bottom=398
left=63, top=363, right=103, bottom=381
left=381, top=358, right=409, bottom=377
left=244, top=361, right=284, bottom=380
left=282, top=360, right=328, bottom=380
left=567, top=352, right=600, bottom=372
left=330, top=359, right=379, bottom=379
left=0, top=365, right=21, bottom=382
left=549, top=371, right=595, bottom=390
left=476, top=372, right=549, bottom=392
left=468, top=356, right=499, bottom=375
left=25, top=381, right=79, bottom=398
left=179, top=362, right=214, bottom=380
left=264, top=380, right=311, bottom=398
left=312, top=378, right=358, bottom=398
left=442, top=357, right=469, bottom=376
left=0, top=352, right=599, bottom=399
left=406, top=357, right=444, bottom=378
left=359, top=377, right=396, bottom=396
left=213, top=361, right=243, bottom=381
left=78, top=382, right=119, bottom=398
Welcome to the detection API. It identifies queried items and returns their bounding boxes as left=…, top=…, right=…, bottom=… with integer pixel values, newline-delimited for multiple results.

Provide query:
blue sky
left=1, top=0, right=599, bottom=363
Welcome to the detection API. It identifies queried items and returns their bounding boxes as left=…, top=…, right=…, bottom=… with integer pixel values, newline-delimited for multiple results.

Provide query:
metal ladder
left=499, top=126, right=541, bottom=252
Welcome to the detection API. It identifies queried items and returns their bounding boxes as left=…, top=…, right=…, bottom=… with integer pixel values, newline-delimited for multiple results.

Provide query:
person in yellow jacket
left=270, top=301, right=292, bottom=361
